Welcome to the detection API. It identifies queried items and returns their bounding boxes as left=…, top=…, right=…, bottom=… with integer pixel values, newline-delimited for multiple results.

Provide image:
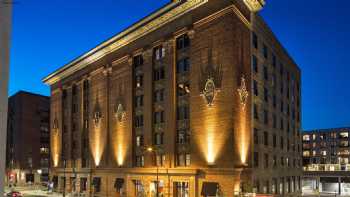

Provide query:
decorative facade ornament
left=199, top=39, right=223, bottom=106
left=237, top=76, right=249, bottom=108
left=243, top=0, right=265, bottom=12
left=53, top=117, right=59, bottom=130
left=93, top=93, right=102, bottom=128
left=115, top=103, right=126, bottom=122
left=114, top=83, right=126, bottom=122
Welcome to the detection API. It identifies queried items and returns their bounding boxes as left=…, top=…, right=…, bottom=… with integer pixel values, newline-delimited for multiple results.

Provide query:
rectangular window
left=252, top=55, right=258, bottom=73
left=135, top=75, right=143, bottom=88
left=136, top=135, right=144, bottom=147
left=273, top=95, right=276, bottom=108
left=253, top=32, right=258, bottom=49
left=154, top=133, right=164, bottom=145
left=177, top=58, right=190, bottom=73
left=272, top=55, right=277, bottom=67
left=280, top=137, right=284, bottom=149
left=135, top=95, right=144, bottom=107
left=177, top=153, right=190, bottom=166
left=254, top=104, right=259, bottom=120
left=177, top=105, right=189, bottom=120
left=136, top=155, right=144, bottom=167
left=133, top=55, right=143, bottom=68
left=264, top=110, right=269, bottom=125
left=273, top=114, right=277, bottom=128
left=253, top=80, right=258, bottom=96
left=174, top=182, right=189, bottom=197
left=154, top=89, right=164, bottom=103
left=254, top=152, right=259, bottom=168
left=263, top=44, right=268, bottom=58
left=264, top=153, right=269, bottom=168
left=264, top=88, right=268, bottom=102
left=273, top=134, right=277, bottom=148
left=176, top=34, right=190, bottom=50
left=254, top=128, right=259, bottom=144
left=264, top=131, right=268, bottom=146
left=177, top=130, right=190, bottom=144
left=273, top=155, right=277, bottom=167
left=154, top=46, right=165, bottom=60
left=153, top=67, right=165, bottom=81
left=264, top=66, right=268, bottom=80
left=135, top=115, right=144, bottom=127
left=154, top=111, right=164, bottom=124
left=177, top=83, right=190, bottom=97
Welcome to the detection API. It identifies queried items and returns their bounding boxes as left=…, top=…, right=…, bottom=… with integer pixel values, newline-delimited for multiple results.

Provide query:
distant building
left=302, top=127, right=350, bottom=195
left=43, top=0, right=302, bottom=196
left=6, top=91, right=50, bottom=186
left=0, top=0, right=12, bottom=195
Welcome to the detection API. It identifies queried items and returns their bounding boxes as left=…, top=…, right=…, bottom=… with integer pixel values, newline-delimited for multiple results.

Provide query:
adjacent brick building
left=302, top=128, right=350, bottom=195
left=6, top=91, right=50, bottom=185
left=43, top=0, right=302, bottom=196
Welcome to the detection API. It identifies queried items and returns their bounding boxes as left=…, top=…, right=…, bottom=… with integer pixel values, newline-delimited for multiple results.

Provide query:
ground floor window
left=92, top=177, right=101, bottom=193
left=150, top=180, right=165, bottom=197
left=80, top=178, right=87, bottom=192
left=134, top=180, right=145, bottom=197
left=174, top=182, right=189, bottom=197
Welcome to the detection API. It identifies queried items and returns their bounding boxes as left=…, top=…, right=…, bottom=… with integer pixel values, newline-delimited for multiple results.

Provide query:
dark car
left=6, top=191, right=23, bottom=197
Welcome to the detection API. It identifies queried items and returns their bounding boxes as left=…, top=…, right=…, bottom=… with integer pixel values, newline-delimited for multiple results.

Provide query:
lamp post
left=146, top=147, right=159, bottom=197
left=63, top=160, right=66, bottom=197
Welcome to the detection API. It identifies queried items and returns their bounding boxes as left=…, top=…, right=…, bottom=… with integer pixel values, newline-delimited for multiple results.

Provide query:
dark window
left=135, top=115, right=144, bottom=127
left=176, top=34, right=190, bottom=50
left=177, top=105, right=189, bottom=120
left=264, top=66, right=268, bottom=80
left=273, top=155, right=277, bottom=167
left=264, top=153, right=269, bottom=168
left=280, top=137, right=284, bottom=149
left=280, top=118, right=284, bottom=130
left=263, top=44, right=268, bottom=58
left=253, top=80, right=258, bottom=96
left=254, top=128, right=259, bottom=144
left=154, top=111, right=164, bottom=124
left=154, top=67, right=165, bottom=81
left=154, top=89, right=164, bottom=102
left=252, top=55, right=258, bottom=73
left=264, top=131, right=268, bottom=146
left=253, top=32, right=258, bottom=49
left=273, top=134, right=277, bottom=148
left=273, top=114, right=277, bottom=128
left=135, top=95, right=144, bottom=107
left=264, top=110, right=269, bottom=125
left=272, top=55, right=276, bottom=67
left=264, top=88, right=268, bottom=102
left=177, top=130, right=190, bottom=144
left=254, top=104, right=259, bottom=120
left=254, top=152, right=259, bottom=168
left=133, top=55, right=143, bottom=68
left=177, top=58, right=190, bottom=73
left=273, top=95, right=277, bottom=108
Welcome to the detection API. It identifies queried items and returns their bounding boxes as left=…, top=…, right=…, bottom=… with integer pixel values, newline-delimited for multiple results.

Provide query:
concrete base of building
left=50, top=167, right=301, bottom=197
left=303, top=173, right=350, bottom=196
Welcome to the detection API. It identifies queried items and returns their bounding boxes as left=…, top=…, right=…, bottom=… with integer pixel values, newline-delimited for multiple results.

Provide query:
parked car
left=6, top=191, right=22, bottom=197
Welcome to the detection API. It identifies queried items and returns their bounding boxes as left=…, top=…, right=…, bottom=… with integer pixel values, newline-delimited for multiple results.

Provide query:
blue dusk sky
left=9, top=0, right=350, bottom=130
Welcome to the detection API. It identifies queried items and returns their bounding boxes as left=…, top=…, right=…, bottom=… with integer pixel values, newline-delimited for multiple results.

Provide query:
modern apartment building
left=0, top=0, right=12, bottom=195
left=6, top=91, right=50, bottom=185
left=302, top=128, right=350, bottom=195
left=43, top=0, right=302, bottom=196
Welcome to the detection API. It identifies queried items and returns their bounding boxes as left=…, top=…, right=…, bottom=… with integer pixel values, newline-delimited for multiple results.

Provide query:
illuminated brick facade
left=44, top=0, right=301, bottom=196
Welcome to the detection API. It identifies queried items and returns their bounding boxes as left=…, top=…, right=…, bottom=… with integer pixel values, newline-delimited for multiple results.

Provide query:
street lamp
left=63, top=160, right=66, bottom=197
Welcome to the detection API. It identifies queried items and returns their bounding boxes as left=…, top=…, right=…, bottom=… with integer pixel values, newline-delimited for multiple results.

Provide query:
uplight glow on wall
left=51, top=128, right=61, bottom=167
left=89, top=125, right=107, bottom=166
left=112, top=120, right=126, bottom=166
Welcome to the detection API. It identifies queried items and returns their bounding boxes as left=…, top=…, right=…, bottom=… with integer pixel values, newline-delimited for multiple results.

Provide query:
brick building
left=302, top=128, right=350, bottom=195
left=43, top=0, right=302, bottom=196
left=6, top=91, right=50, bottom=185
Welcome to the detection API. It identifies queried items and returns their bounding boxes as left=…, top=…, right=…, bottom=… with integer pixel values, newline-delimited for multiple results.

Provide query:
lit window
left=321, top=151, right=327, bottom=156
left=302, top=135, right=310, bottom=141
left=303, top=151, right=310, bottom=157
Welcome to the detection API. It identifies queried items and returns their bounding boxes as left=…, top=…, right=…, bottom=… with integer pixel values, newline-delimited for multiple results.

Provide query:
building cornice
left=43, top=0, right=209, bottom=86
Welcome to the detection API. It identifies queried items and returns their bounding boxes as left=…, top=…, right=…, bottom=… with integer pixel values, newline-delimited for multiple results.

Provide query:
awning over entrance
left=201, top=182, right=218, bottom=196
